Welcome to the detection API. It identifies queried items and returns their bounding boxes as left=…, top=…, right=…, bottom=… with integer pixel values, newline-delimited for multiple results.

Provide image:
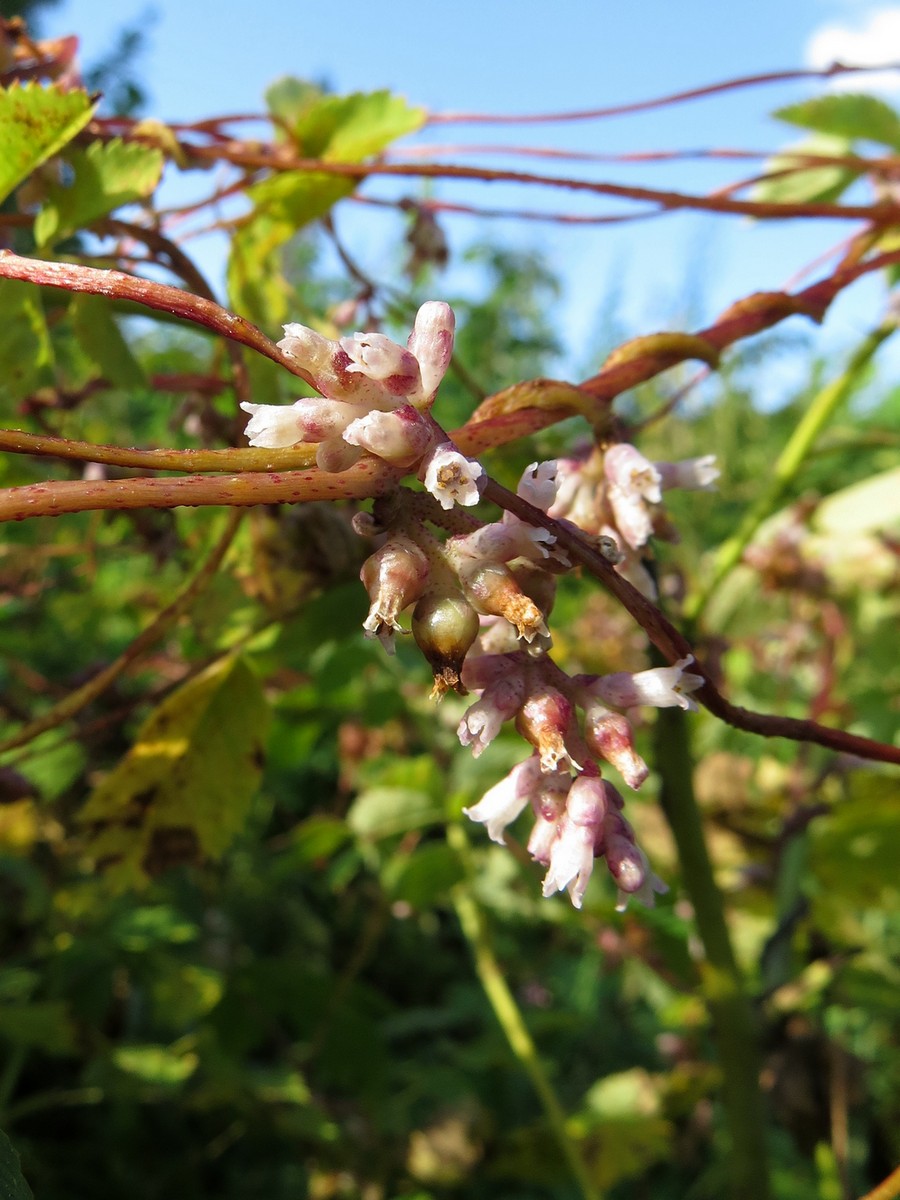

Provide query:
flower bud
left=342, top=404, right=438, bottom=468
left=412, top=591, right=480, bottom=697
left=515, top=688, right=579, bottom=772
left=460, top=563, right=549, bottom=644
left=458, top=671, right=527, bottom=757
left=406, top=301, right=455, bottom=405
left=361, top=535, right=431, bottom=653
left=583, top=704, right=649, bottom=790
left=339, top=331, right=421, bottom=395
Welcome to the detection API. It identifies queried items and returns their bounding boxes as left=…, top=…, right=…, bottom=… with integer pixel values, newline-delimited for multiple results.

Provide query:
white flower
left=540, top=778, right=606, bottom=909
left=604, top=444, right=662, bottom=504
left=463, top=755, right=542, bottom=844
left=592, top=656, right=704, bottom=712
left=240, top=397, right=369, bottom=449
left=422, top=444, right=485, bottom=510
left=517, top=460, right=558, bottom=512
left=656, top=455, right=720, bottom=491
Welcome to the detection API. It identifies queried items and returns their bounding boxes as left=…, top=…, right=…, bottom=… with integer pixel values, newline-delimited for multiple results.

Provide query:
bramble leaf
left=34, top=138, right=164, bottom=247
left=753, top=135, right=859, bottom=205
left=774, top=92, right=900, bottom=151
left=0, top=83, right=95, bottom=206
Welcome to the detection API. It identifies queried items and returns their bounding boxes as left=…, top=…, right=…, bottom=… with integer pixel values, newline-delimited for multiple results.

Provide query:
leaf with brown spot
left=79, top=657, right=270, bottom=891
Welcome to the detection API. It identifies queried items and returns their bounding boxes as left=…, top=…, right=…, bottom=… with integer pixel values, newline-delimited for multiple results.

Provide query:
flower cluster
left=258, top=300, right=714, bottom=912
left=550, top=443, right=719, bottom=597
left=355, top=448, right=703, bottom=910
left=241, top=303, right=485, bottom=505
left=458, top=645, right=700, bottom=908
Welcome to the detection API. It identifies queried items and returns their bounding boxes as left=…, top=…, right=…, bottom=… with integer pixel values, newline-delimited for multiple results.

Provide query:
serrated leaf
left=34, top=138, right=164, bottom=247
left=774, top=92, right=900, bottom=151
left=269, top=84, right=425, bottom=161
left=0, top=1128, right=34, bottom=1200
left=0, top=83, right=95, bottom=206
left=79, top=656, right=270, bottom=890
left=69, top=294, right=145, bottom=387
left=753, top=135, right=859, bottom=206
left=0, top=279, right=53, bottom=402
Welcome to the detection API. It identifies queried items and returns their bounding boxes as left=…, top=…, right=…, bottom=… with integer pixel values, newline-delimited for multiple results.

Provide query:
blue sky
left=47, top=0, right=900, bottom=386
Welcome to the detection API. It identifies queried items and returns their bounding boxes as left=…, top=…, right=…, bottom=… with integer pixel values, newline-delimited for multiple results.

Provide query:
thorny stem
left=653, top=703, right=770, bottom=1200
left=448, top=822, right=603, bottom=1200
left=685, top=319, right=897, bottom=624
left=0, top=510, right=243, bottom=755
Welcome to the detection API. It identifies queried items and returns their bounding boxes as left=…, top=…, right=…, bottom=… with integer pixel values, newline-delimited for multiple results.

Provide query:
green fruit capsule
left=412, top=591, right=480, bottom=697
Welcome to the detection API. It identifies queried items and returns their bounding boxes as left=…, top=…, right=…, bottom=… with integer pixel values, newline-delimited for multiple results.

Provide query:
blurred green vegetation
left=0, top=48, right=899, bottom=1200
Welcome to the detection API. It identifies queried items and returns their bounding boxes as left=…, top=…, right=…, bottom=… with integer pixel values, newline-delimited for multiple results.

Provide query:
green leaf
left=34, top=138, right=164, bottom=247
left=69, top=294, right=146, bottom=387
left=348, top=787, right=444, bottom=840
left=0, top=1127, right=34, bottom=1200
left=0, top=83, right=95, bottom=206
left=0, top=280, right=53, bottom=402
left=0, top=1001, right=77, bottom=1056
left=112, top=1044, right=199, bottom=1086
left=774, top=92, right=900, bottom=151
left=753, top=135, right=859, bottom=206
left=267, top=84, right=425, bottom=161
left=79, top=656, right=270, bottom=890
left=382, top=842, right=465, bottom=908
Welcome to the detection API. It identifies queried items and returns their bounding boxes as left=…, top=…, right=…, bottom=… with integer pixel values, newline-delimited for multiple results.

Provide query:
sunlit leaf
left=0, top=83, right=95, bottom=206
left=753, top=135, right=859, bottom=206
left=34, top=138, right=164, bottom=247
left=79, top=656, right=270, bottom=890
left=774, top=92, right=900, bottom=151
left=112, top=1043, right=199, bottom=1085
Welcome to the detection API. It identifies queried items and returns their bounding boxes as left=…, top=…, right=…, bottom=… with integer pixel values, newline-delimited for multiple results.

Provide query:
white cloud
left=805, top=7, right=900, bottom=94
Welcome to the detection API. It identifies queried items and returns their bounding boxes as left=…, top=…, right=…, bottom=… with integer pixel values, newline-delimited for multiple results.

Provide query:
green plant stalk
left=654, top=705, right=770, bottom=1200
left=447, top=822, right=603, bottom=1200
left=685, top=319, right=896, bottom=625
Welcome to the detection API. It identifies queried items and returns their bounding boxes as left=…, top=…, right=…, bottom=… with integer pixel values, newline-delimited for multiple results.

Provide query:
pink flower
left=592, top=656, right=704, bottom=712
left=458, top=673, right=527, bottom=757
left=463, top=755, right=542, bottom=844
left=541, top=774, right=608, bottom=909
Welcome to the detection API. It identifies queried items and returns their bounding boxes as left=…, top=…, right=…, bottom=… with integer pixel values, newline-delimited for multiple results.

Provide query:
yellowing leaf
left=113, top=1044, right=199, bottom=1086
left=0, top=83, right=95, bottom=206
left=79, top=656, right=270, bottom=890
left=34, top=138, right=164, bottom=247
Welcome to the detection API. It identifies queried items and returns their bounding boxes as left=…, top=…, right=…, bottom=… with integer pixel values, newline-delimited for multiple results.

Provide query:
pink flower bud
left=516, top=460, right=559, bottom=512
left=460, top=563, right=549, bottom=644
left=515, top=688, right=580, bottom=772
left=412, top=591, right=481, bottom=697
left=342, top=404, right=438, bottom=468
left=406, top=301, right=455, bottom=405
left=583, top=704, right=649, bottom=790
left=458, top=672, right=527, bottom=756
left=240, top=397, right=370, bottom=449
left=361, top=535, right=431, bottom=653
left=527, top=772, right=570, bottom=864
left=339, top=331, right=421, bottom=395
